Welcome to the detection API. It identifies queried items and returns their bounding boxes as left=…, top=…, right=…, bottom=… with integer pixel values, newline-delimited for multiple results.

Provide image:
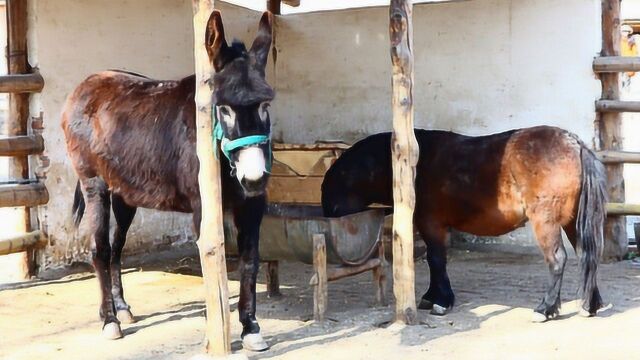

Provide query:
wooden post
left=312, top=234, right=327, bottom=322
left=192, top=0, right=231, bottom=356
left=267, top=0, right=281, bottom=15
left=5, top=0, right=34, bottom=279
left=389, top=0, right=418, bottom=324
left=373, top=242, right=388, bottom=306
left=266, top=261, right=282, bottom=298
left=600, top=0, right=628, bottom=260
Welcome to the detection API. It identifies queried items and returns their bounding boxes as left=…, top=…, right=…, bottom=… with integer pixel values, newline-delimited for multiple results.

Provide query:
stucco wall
left=271, top=0, right=602, bottom=144
left=28, top=0, right=263, bottom=269
left=28, top=0, right=602, bottom=270
left=269, top=0, right=602, bottom=251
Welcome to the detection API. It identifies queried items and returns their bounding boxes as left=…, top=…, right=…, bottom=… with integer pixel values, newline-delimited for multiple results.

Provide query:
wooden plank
left=389, top=0, right=418, bottom=325
left=272, top=142, right=349, bottom=151
left=312, top=234, right=328, bottom=322
left=606, top=203, right=640, bottom=216
left=596, top=100, right=640, bottom=113
left=0, top=135, right=44, bottom=156
left=0, top=230, right=44, bottom=256
left=0, top=183, right=49, bottom=208
left=6, top=0, right=34, bottom=279
left=599, top=0, right=628, bottom=260
left=191, top=2, right=231, bottom=356
left=266, top=261, right=282, bottom=298
left=267, top=0, right=281, bottom=15
left=593, top=56, right=640, bottom=72
left=597, top=150, right=640, bottom=164
left=0, top=73, right=44, bottom=93
left=282, top=0, right=300, bottom=7
left=309, top=258, right=382, bottom=285
left=266, top=176, right=323, bottom=204
left=373, top=241, right=388, bottom=306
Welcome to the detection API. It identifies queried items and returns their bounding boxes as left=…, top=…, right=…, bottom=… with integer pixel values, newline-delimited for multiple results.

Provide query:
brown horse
left=321, top=126, right=606, bottom=321
left=62, top=11, right=274, bottom=350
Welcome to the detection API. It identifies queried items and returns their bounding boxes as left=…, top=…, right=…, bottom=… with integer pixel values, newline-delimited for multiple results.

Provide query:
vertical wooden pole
left=312, top=234, right=327, bottom=322
left=373, top=242, right=388, bottom=306
left=6, top=0, right=33, bottom=279
left=267, top=0, right=281, bottom=15
left=192, top=0, right=231, bottom=356
left=600, top=0, right=628, bottom=260
left=266, top=261, right=282, bottom=298
left=389, top=0, right=418, bottom=325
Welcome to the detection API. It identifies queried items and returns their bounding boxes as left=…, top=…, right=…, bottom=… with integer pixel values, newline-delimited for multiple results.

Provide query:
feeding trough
left=224, top=204, right=388, bottom=320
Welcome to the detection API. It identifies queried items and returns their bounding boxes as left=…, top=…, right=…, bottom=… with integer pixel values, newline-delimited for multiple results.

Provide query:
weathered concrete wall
left=27, top=0, right=263, bottom=270
left=28, top=0, right=603, bottom=270
left=271, top=0, right=601, bottom=145
left=269, top=0, right=601, bottom=252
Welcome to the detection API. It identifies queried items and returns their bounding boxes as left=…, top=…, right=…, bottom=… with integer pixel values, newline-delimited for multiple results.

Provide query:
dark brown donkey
left=62, top=11, right=274, bottom=350
left=322, top=126, right=607, bottom=322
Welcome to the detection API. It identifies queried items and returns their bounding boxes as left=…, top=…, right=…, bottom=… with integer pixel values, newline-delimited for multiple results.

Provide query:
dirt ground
left=1, top=248, right=639, bottom=360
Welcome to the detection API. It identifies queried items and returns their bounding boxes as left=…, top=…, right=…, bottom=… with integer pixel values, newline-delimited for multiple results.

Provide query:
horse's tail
left=576, top=145, right=607, bottom=312
left=72, top=180, right=85, bottom=228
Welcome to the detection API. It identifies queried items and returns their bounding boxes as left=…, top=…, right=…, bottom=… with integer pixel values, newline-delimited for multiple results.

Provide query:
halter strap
left=212, top=105, right=272, bottom=172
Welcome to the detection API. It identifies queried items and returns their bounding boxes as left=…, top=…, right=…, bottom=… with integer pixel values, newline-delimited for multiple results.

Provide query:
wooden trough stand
left=224, top=204, right=388, bottom=322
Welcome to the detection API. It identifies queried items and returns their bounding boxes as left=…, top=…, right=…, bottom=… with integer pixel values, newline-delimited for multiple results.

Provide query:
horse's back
left=420, top=126, right=583, bottom=234
left=62, top=71, right=198, bottom=212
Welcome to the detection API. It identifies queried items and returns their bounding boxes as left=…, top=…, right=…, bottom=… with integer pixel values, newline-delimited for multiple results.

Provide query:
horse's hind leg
left=417, top=223, right=455, bottom=315
left=111, top=194, right=137, bottom=324
left=82, top=177, right=122, bottom=339
left=531, top=219, right=566, bottom=323
left=562, top=220, right=603, bottom=316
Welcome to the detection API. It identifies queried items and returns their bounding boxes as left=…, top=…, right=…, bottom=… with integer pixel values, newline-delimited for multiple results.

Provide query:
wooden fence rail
left=0, top=183, right=49, bottom=208
left=0, top=73, right=44, bottom=93
left=597, top=150, right=640, bottom=164
left=0, top=135, right=44, bottom=156
left=607, top=203, right=640, bottom=216
left=0, top=230, right=44, bottom=256
left=596, top=100, right=640, bottom=113
left=594, top=56, right=640, bottom=72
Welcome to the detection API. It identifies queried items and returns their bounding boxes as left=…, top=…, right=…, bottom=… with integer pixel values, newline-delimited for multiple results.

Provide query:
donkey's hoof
left=430, top=304, right=449, bottom=316
left=117, top=309, right=136, bottom=324
left=531, top=311, right=548, bottom=323
left=242, top=333, right=269, bottom=352
left=102, top=322, right=123, bottom=340
left=418, top=299, right=434, bottom=310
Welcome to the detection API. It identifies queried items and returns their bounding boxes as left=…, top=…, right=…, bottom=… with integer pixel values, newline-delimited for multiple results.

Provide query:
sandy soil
left=1, top=249, right=639, bottom=360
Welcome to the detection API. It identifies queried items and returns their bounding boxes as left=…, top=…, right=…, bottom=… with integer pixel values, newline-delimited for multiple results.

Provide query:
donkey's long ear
left=249, top=11, right=274, bottom=74
left=205, top=10, right=229, bottom=71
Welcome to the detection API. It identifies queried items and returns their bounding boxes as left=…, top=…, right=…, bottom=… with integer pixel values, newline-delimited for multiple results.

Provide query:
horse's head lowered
left=206, top=11, right=274, bottom=197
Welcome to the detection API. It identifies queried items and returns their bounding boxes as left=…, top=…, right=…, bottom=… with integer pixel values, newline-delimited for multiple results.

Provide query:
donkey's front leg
left=234, top=196, right=268, bottom=351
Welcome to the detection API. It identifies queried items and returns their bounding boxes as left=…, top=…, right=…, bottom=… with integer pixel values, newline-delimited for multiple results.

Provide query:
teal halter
left=213, top=105, right=272, bottom=172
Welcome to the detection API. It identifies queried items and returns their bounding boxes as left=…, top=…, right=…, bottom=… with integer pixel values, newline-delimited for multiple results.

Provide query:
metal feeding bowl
left=224, top=204, right=385, bottom=265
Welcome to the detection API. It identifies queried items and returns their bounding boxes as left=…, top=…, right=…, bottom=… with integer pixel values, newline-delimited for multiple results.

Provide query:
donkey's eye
left=218, top=105, right=236, bottom=128
left=259, top=102, right=270, bottom=122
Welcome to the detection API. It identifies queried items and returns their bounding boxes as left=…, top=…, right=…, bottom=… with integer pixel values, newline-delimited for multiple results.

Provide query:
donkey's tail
left=72, top=180, right=85, bottom=228
left=576, top=146, right=607, bottom=313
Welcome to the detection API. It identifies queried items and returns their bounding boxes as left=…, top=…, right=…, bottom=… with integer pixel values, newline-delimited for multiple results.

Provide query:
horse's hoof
left=430, top=304, right=449, bottom=316
left=531, top=311, right=548, bottom=323
left=242, top=333, right=269, bottom=352
left=117, top=309, right=136, bottom=324
left=418, top=299, right=434, bottom=310
left=102, top=322, right=123, bottom=340
left=578, top=308, right=594, bottom=318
